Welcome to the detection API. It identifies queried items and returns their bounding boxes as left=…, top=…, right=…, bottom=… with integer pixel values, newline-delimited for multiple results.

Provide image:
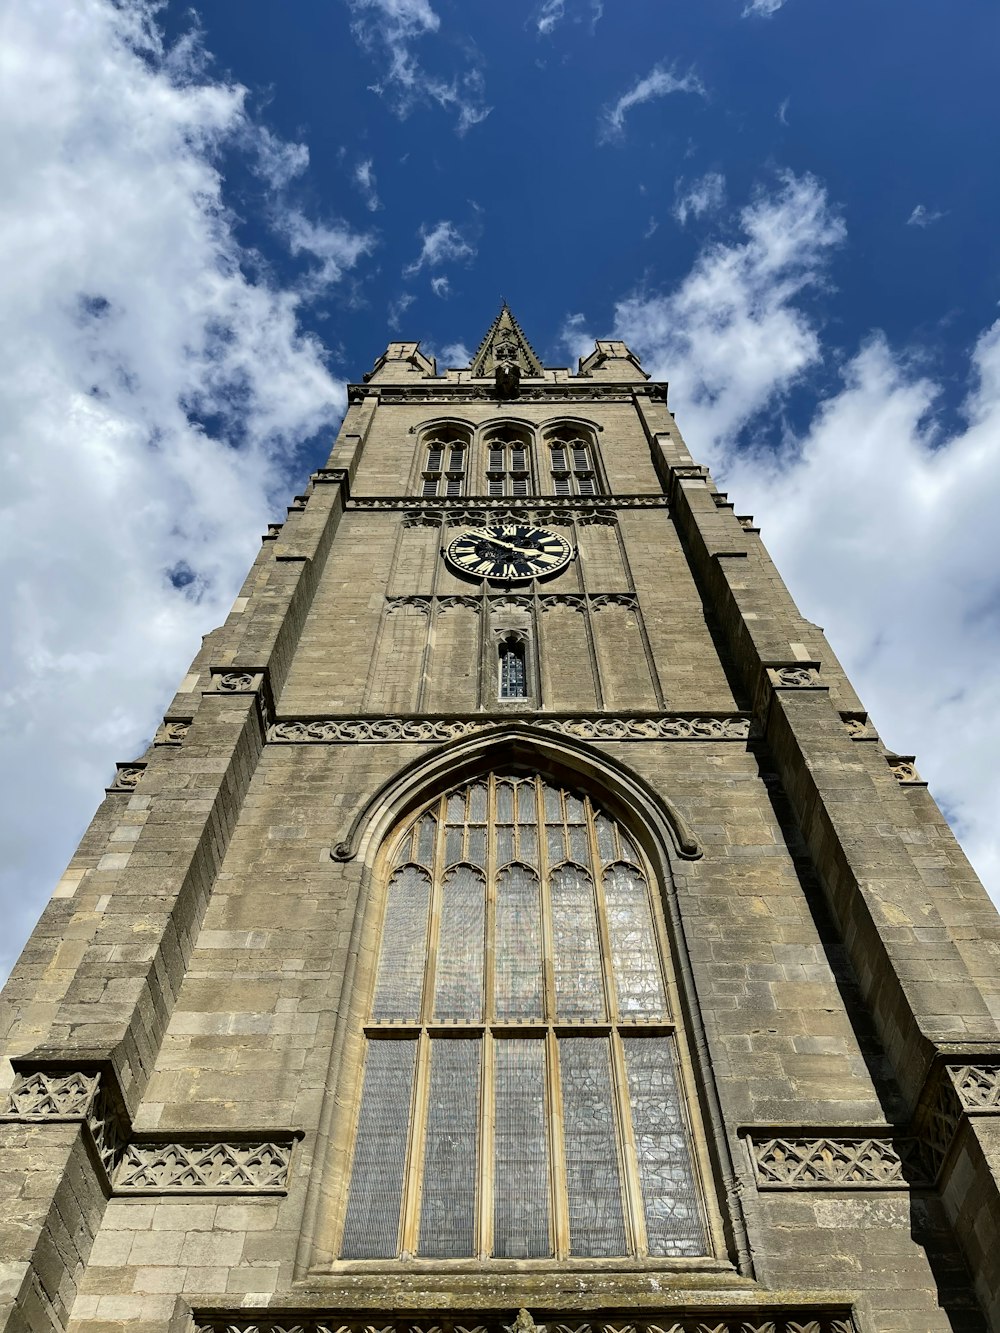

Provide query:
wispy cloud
left=354, top=158, right=381, bottom=210
left=283, top=212, right=375, bottom=296
left=388, top=291, right=416, bottom=329
left=346, top=0, right=491, bottom=133
left=535, top=0, right=603, bottom=35
left=431, top=274, right=451, bottom=298
left=403, top=218, right=477, bottom=277
left=907, top=203, right=947, bottom=228
left=600, top=63, right=705, bottom=142
left=777, top=97, right=790, bottom=125
left=0, top=0, right=358, bottom=979
left=742, top=0, right=788, bottom=15
left=673, top=171, right=726, bottom=225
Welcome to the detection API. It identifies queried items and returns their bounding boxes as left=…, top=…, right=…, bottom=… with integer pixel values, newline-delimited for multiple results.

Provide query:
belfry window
left=420, top=430, right=468, bottom=496
left=339, top=774, right=707, bottom=1263
left=485, top=435, right=531, bottom=497
left=498, top=637, right=527, bottom=699
left=549, top=436, right=597, bottom=496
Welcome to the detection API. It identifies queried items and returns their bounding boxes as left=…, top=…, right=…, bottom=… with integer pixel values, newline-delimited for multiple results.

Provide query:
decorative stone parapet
left=268, top=713, right=753, bottom=745
left=746, top=1132, right=932, bottom=1189
left=0, top=1068, right=297, bottom=1196
left=194, top=1311, right=859, bottom=1333
left=348, top=495, right=669, bottom=512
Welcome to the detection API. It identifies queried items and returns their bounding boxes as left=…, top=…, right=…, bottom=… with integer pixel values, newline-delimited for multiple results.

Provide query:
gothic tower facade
left=3, top=309, right=1000, bottom=1333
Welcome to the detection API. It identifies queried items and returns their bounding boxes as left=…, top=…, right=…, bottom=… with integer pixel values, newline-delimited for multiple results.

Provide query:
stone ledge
left=268, top=713, right=755, bottom=746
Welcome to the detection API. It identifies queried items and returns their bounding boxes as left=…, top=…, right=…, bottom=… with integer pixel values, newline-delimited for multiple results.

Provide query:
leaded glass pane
left=447, top=792, right=465, bottom=823
left=445, top=824, right=464, bottom=866
left=559, top=1037, right=627, bottom=1256
left=517, top=781, right=536, bottom=823
left=495, top=864, right=543, bottom=1020
left=372, top=866, right=429, bottom=1021
left=623, top=1037, right=705, bottom=1257
left=543, top=785, right=561, bottom=821
left=604, top=864, right=667, bottom=1019
left=497, top=782, right=514, bottom=823
left=494, top=1039, right=551, bottom=1257
left=595, top=814, right=617, bottom=864
left=565, top=794, right=586, bottom=823
left=434, top=867, right=485, bottom=1022
left=547, top=824, right=565, bottom=866
left=568, top=825, right=590, bottom=866
left=497, top=824, right=515, bottom=867
left=415, top=814, right=436, bottom=866
left=341, top=1039, right=416, bottom=1258
left=417, top=1039, right=481, bottom=1257
left=469, top=782, right=487, bottom=821
left=518, top=823, right=538, bottom=865
left=467, top=824, right=487, bottom=868
left=551, top=866, right=605, bottom=1020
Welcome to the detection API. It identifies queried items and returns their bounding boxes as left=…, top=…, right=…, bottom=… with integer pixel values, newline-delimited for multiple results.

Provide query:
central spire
left=468, top=303, right=544, bottom=386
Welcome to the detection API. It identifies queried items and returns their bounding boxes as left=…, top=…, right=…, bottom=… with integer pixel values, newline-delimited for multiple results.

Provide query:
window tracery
left=419, top=425, right=469, bottom=496
left=339, top=773, right=707, bottom=1263
left=484, top=429, right=532, bottom=496
left=547, top=427, right=599, bottom=496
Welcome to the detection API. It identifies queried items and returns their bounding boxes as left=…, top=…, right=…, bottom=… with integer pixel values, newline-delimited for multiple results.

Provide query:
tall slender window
left=340, top=774, right=707, bottom=1262
left=485, top=435, right=531, bottom=496
left=499, top=638, right=527, bottom=700
left=549, top=434, right=598, bottom=496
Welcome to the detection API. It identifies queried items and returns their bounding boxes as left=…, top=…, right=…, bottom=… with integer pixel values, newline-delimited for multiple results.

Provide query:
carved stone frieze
left=437, top=596, right=482, bottom=613
left=590, top=593, right=638, bottom=611
left=214, top=671, right=260, bottom=693
left=114, top=1139, right=293, bottom=1192
left=365, top=383, right=639, bottom=404
left=915, top=1060, right=1000, bottom=1178
left=156, top=719, right=191, bottom=745
left=768, top=665, right=822, bottom=689
left=385, top=596, right=432, bottom=615
left=1, top=1068, right=296, bottom=1195
left=194, top=1311, right=858, bottom=1333
left=108, top=762, right=146, bottom=792
left=748, top=1133, right=931, bottom=1188
left=348, top=495, right=668, bottom=513
left=269, top=714, right=753, bottom=744
left=402, top=511, right=444, bottom=528
left=885, top=754, right=924, bottom=784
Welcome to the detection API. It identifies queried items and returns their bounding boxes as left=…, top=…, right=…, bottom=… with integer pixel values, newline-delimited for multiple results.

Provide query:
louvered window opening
left=550, top=440, right=597, bottom=496
left=486, top=440, right=530, bottom=498
left=422, top=440, right=466, bottom=497
left=340, top=774, right=707, bottom=1263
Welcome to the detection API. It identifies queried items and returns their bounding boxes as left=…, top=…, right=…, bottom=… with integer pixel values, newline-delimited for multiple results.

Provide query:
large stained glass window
left=339, top=773, right=707, bottom=1262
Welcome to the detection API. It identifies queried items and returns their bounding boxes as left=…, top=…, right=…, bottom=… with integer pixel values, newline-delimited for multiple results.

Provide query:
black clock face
left=445, top=523, right=573, bottom=583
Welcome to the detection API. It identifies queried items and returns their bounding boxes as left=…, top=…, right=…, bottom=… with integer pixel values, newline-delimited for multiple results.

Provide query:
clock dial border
left=444, top=523, right=574, bottom=584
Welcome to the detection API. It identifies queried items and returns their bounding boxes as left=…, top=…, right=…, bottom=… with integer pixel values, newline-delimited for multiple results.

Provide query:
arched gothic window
left=548, top=434, right=598, bottom=496
left=338, top=773, right=708, bottom=1263
left=485, top=431, right=531, bottom=497
left=420, top=428, right=468, bottom=496
left=498, top=637, right=527, bottom=699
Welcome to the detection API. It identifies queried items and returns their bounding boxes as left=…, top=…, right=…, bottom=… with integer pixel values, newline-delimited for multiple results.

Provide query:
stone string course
left=194, top=1314, right=859, bottom=1333
left=268, top=714, right=754, bottom=744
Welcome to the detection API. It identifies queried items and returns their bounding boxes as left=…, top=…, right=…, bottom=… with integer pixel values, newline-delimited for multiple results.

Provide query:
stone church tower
left=3, top=307, right=1000, bottom=1333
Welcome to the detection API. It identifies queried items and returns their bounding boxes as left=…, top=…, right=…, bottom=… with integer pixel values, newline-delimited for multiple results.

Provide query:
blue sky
left=2, top=0, right=1000, bottom=979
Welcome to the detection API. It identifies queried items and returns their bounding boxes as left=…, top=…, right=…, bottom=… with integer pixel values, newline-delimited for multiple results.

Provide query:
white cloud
left=743, top=0, right=788, bottom=15
left=431, top=274, right=451, bottom=298
left=283, top=211, right=375, bottom=295
left=559, top=312, right=596, bottom=363
left=252, top=127, right=310, bottom=191
left=607, top=171, right=1000, bottom=907
left=600, top=63, right=706, bottom=142
left=354, top=158, right=381, bottom=210
left=0, top=0, right=356, bottom=979
left=403, top=219, right=477, bottom=276
left=778, top=97, right=790, bottom=125
left=440, top=341, right=471, bottom=365
left=536, top=0, right=566, bottom=34
left=616, top=171, right=845, bottom=456
left=907, top=203, right=947, bottom=228
left=673, top=171, right=726, bottom=225
left=346, top=0, right=491, bottom=133
left=388, top=291, right=416, bottom=328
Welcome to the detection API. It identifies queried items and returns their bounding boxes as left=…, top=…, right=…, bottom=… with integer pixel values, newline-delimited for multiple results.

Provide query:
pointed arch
left=330, top=724, right=702, bottom=868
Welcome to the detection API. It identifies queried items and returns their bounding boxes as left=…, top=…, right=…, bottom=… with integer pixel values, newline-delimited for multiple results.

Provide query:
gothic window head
left=546, top=424, right=600, bottom=496
left=418, top=422, right=471, bottom=497
left=484, top=427, right=532, bottom=497
left=338, top=772, right=710, bottom=1263
left=498, top=635, right=528, bottom=699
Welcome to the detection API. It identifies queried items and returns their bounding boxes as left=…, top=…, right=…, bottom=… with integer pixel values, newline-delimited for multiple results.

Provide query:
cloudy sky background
left=2, top=0, right=999, bottom=978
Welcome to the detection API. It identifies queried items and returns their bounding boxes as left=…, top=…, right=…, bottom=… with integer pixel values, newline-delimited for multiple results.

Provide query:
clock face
left=445, top=523, right=573, bottom=583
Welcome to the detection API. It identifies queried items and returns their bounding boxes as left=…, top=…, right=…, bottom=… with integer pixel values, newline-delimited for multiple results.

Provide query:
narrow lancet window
left=499, top=637, right=528, bottom=699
